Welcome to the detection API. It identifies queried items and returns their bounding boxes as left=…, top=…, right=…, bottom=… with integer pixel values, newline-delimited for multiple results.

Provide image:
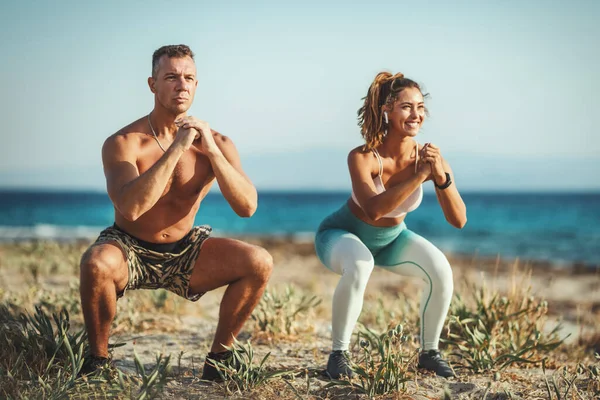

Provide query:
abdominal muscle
left=114, top=194, right=204, bottom=244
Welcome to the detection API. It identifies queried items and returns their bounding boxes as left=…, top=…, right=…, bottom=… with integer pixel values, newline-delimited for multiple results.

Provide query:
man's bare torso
left=107, top=117, right=215, bottom=243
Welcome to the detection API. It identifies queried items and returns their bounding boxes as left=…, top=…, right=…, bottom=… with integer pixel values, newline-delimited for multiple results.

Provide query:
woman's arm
left=433, top=159, right=467, bottom=228
left=348, top=149, right=430, bottom=221
left=420, top=144, right=467, bottom=228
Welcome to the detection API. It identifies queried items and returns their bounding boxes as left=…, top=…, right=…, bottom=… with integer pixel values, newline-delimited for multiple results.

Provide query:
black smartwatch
left=434, top=172, right=452, bottom=190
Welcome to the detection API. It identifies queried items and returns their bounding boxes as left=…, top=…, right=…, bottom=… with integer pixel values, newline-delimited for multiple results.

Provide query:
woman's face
left=386, top=87, right=425, bottom=137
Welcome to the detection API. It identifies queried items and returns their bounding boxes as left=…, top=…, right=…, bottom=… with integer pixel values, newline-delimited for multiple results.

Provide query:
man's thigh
left=187, top=237, right=271, bottom=294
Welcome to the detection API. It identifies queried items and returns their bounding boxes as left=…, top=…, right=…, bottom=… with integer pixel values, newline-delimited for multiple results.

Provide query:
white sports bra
left=351, top=146, right=423, bottom=218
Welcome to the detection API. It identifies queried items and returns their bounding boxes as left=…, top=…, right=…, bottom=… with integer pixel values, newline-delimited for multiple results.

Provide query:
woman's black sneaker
left=418, top=349, right=455, bottom=378
left=326, top=350, right=353, bottom=379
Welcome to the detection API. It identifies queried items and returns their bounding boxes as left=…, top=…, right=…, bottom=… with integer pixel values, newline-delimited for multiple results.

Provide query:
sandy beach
left=1, top=237, right=599, bottom=399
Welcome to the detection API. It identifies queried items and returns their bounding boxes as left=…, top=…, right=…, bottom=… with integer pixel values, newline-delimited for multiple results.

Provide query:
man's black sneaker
left=79, top=355, right=111, bottom=376
left=326, top=350, right=353, bottom=379
left=418, top=349, right=455, bottom=378
left=201, top=350, right=235, bottom=381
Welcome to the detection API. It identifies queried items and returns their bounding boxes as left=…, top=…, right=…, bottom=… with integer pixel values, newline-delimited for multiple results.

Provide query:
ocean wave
left=0, top=225, right=318, bottom=242
left=0, top=225, right=597, bottom=267
left=0, top=225, right=105, bottom=241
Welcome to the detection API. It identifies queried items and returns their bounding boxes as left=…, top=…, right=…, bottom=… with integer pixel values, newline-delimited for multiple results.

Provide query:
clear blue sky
left=1, top=0, right=598, bottom=191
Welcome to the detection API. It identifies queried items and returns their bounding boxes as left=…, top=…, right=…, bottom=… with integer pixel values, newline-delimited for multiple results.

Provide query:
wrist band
left=435, top=172, right=452, bottom=190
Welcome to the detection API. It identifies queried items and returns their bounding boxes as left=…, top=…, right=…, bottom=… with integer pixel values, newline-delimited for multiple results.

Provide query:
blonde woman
left=314, top=72, right=467, bottom=378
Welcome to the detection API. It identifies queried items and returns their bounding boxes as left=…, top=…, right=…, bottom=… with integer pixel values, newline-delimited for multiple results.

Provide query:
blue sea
left=0, top=190, right=599, bottom=267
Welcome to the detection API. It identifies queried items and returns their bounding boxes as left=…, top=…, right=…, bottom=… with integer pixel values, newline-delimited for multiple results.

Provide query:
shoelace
left=426, top=351, right=452, bottom=369
left=333, top=351, right=351, bottom=368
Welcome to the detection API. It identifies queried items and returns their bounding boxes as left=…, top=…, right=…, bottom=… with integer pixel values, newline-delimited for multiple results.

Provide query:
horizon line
left=1, top=186, right=600, bottom=195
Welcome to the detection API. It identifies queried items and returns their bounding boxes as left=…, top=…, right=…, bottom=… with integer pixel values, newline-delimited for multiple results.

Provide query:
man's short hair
left=152, top=45, right=195, bottom=77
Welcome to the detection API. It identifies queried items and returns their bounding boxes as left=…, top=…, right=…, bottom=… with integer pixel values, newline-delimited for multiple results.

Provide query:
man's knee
left=247, top=246, right=273, bottom=282
left=80, top=244, right=126, bottom=284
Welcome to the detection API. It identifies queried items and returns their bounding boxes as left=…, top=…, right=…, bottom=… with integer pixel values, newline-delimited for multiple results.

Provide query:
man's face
left=150, top=55, right=198, bottom=114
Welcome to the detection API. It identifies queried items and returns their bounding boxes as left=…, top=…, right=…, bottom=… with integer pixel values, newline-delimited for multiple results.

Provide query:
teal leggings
left=315, top=203, right=454, bottom=351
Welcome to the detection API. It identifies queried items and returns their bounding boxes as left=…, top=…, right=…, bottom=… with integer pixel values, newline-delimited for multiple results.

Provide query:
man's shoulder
left=104, top=118, right=147, bottom=147
left=210, top=129, right=235, bottom=148
left=102, top=118, right=147, bottom=155
left=210, top=128, right=225, bottom=140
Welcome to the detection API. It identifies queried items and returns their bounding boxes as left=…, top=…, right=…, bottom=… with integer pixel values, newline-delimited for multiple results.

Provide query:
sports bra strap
left=372, top=149, right=383, bottom=177
left=373, top=142, right=420, bottom=175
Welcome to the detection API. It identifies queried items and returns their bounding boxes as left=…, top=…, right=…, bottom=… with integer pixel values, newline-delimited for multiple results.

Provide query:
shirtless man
left=79, top=44, right=273, bottom=380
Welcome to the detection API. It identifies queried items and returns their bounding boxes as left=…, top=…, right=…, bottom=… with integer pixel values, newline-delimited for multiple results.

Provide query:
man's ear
left=148, top=77, right=156, bottom=94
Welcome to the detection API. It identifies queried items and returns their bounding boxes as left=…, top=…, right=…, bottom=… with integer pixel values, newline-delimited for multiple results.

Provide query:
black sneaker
left=201, top=350, right=235, bottom=381
left=326, top=350, right=353, bottom=379
left=418, top=349, right=455, bottom=378
left=79, top=355, right=111, bottom=376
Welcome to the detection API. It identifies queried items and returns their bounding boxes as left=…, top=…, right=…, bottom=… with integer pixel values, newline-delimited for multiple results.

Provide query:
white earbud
left=384, top=111, right=389, bottom=124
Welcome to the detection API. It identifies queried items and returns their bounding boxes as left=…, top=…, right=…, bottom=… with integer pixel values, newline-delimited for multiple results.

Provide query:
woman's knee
left=344, top=261, right=374, bottom=289
left=429, top=255, right=454, bottom=297
left=403, top=244, right=453, bottom=297
left=408, top=237, right=453, bottom=288
left=330, top=235, right=374, bottom=278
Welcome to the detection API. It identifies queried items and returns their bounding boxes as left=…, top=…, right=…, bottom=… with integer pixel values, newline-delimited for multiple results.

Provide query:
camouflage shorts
left=92, top=224, right=212, bottom=301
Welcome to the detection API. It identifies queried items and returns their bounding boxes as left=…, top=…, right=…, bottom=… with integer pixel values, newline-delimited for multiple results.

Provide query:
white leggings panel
left=328, top=230, right=453, bottom=351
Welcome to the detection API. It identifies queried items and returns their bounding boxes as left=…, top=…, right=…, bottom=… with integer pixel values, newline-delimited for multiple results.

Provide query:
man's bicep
left=102, top=138, right=140, bottom=202
left=217, top=135, right=251, bottom=179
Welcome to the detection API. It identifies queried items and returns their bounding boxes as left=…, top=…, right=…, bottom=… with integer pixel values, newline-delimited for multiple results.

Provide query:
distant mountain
left=0, top=148, right=598, bottom=192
